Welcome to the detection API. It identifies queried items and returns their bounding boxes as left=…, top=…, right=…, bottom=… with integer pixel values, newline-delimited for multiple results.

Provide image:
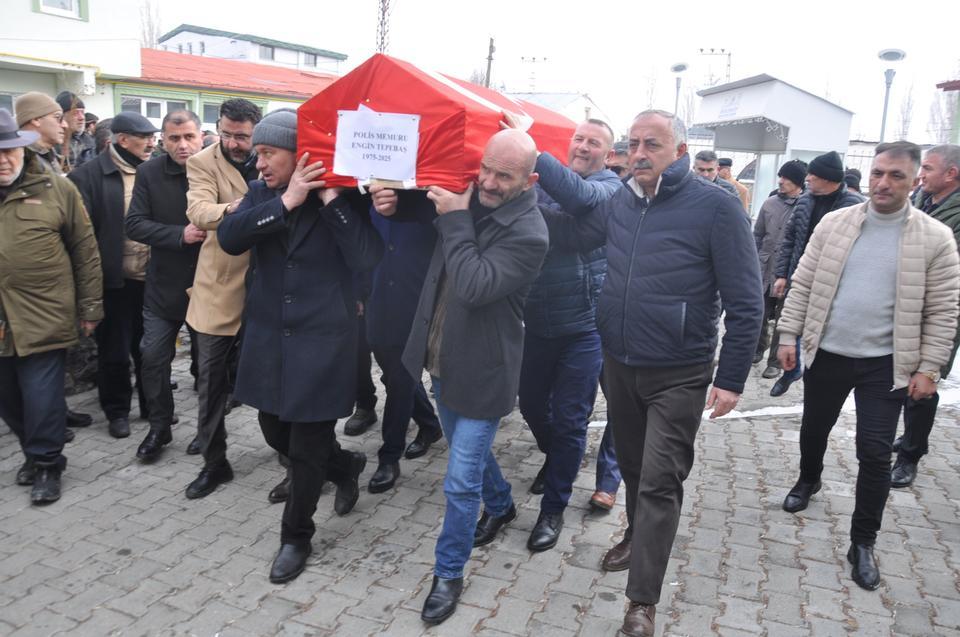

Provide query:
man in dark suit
left=68, top=112, right=159, bottom=439
left=217, top=109, right=384, bottom=584
left=124, top=110, right=205, bottom=462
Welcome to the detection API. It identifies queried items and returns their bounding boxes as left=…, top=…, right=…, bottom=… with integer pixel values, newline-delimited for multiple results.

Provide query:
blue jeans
left=518, top=330, right=602, bottom=513
left=431, top=376, right=512, bottom=579
left=595, top=422, right=622, bottom=493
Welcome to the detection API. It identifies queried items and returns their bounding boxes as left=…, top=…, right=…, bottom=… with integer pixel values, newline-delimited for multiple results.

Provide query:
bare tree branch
left=140, top=0, right=162, bottom=49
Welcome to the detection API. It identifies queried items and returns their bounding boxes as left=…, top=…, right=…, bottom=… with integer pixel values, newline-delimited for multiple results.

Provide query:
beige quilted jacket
left=778, top=201, right=960, bottom=389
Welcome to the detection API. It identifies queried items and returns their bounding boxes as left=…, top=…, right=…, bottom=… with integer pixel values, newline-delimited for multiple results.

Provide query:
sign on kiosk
left=334, top=105, right=420, bottom=185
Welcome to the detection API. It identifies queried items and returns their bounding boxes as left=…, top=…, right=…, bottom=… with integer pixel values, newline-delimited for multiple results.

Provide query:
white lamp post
left=878, top=48, right=906, bottom=142
left=670, top=63, right=688, bottom=116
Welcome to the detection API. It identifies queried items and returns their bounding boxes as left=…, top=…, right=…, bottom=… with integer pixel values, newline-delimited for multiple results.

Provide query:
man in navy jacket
left=541, top=110, right=762, bottom=637
left=217, top=110, right=384, bottom=584
left=516, top=119, right=622, bottom=552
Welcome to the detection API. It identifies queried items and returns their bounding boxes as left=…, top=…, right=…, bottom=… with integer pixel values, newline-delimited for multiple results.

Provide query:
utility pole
left=484, top=38, right=495, bottom=88
left=376, top=0, right=391, bottom=54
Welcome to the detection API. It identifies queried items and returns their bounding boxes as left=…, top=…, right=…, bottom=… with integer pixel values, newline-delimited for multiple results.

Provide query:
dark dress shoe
left=421, top=575, right=463, bottom=625
left=368, top=462, right=400, bottom=494
left=761, top=365, right=781, bottom=379
left=891, top=460, right=918, bottom=488
left=269, top=543, right=311, bottom=583
left=268, top=474, right=290, bottom=504
left=621, top=602, right=656, bottom=637
left=186, top=462, right=234, bottom=499
left=529, top=463, right=547, bottom=494
left=752, top=351, right=764, bottom=364
left=334, top=452, right=367, bottom=515
left=770, top=372, right=799, bottom=397
left=343, top=407, right=377, bottom=436
left=782, top=479, right=821, bottom=513
left=136, top=429, right=172, bottom=461
left=474, top=503, right=516, bottom=547
left=527, top=511, right=563, bottom=552
left=108, top=417, right=130, bottom=439
left=16, top=459, right=36, bottom=486
left=186, top=436, right=203, bottom=455
left=892, top=436, right=903, bottom=453
left=602, top=537, right=632, bottom=572
left=404, top=428, right=443, bottom=459
left=31, top=465, right=61, bottom=505
left=64, top=428, right=75, bottom=443
left=847, top=543, right=880, bottom=590
left=66, top=409, right=92, bottom=428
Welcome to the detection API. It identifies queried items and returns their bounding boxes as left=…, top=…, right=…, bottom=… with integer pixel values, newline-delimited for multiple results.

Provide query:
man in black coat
left=124, top=110, right=205, bottom=462
left=217, top=109, right=384, bottom=584
left=68, top=112, right=159, bottom=439
left=376, top=129, right=549, bottom=625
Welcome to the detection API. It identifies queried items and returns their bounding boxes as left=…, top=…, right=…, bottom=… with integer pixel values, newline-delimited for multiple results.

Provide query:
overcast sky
left=156, top=0, right=959, bottom=143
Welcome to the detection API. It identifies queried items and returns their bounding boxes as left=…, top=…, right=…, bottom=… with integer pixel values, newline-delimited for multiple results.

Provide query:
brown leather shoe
left=590, top=491, right=615, bottom=511
left=602, top=537, right=632, bottom=572
left=620, top=602, right=655, bottom=637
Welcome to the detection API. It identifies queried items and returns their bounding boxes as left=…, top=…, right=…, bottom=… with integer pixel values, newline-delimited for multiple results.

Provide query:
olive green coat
left=0, top=155, right=103, bottom=357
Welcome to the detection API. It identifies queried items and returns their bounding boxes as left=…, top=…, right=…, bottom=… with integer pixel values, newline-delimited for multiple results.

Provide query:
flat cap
left=110, top=111, right=159, bottom=135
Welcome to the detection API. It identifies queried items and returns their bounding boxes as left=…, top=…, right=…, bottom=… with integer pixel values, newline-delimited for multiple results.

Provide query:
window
left=121, top=97, right=142, bottom=113
left=260, top=45, right=275, bottom=61
left=304, top=53, right=317, bottom=67
left=0, top=95, right=13, bottom=113
left=178, top=44, right=183, bottom=54
left=145, top=102, right=161, bottom=119
left=188, top=42, right=193, bottom=55
left=167, top=101, right=187, bottom=113
left=200, top=42, right=206, bottom=55
left=202, top=104, right=220, bottom=126
left=37, top=0, right=84, bottom=19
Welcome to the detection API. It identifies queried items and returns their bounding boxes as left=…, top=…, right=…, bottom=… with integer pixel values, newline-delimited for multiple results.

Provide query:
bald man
left=375, top=129, right=549, bottom=624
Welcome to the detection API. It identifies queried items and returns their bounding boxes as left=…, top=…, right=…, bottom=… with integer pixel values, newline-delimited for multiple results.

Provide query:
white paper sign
left=334, top=106, right=420, bottom=182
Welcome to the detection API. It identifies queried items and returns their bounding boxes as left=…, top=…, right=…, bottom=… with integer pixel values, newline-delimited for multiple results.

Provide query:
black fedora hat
left=0, top=108, right=39, bottom=149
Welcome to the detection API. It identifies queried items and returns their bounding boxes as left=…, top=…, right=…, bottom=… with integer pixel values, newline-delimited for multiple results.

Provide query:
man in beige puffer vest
left=776, top=141, right=960, bottom=593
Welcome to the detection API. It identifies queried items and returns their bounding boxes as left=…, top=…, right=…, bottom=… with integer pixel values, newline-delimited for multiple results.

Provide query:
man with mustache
left=124, top=110, right=206, bottom=462
left=539, top=110, right=763, bottom=636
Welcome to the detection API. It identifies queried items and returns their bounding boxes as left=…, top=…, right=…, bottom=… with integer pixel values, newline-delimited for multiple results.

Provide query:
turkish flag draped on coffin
left=297, top=53, right=576, bottom=191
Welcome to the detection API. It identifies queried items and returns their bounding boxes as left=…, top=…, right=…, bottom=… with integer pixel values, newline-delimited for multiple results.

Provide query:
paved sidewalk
left=2, top=348, right=960, bottom=636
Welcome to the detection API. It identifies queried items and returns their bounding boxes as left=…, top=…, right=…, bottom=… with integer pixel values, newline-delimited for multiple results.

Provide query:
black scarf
left=113, top=143, right=145, bottom=168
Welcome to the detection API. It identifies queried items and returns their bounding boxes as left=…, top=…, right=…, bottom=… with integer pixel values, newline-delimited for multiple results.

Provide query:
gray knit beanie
left=252, top=108, right=297, bottom=151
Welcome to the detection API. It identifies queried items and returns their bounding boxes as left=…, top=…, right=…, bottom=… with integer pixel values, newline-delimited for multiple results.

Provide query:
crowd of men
left=1, top=86, right=959, bottom=636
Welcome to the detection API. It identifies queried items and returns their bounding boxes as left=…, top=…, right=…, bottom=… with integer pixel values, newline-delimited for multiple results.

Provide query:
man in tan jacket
left=777, top=141, right=960, bottom=592
left=183, top=99, right=260, bottom=499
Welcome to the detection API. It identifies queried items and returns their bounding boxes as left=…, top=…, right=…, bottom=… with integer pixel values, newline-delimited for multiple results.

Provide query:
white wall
left=0, top=0, right=141, bottom=78
left=159, top=31, right=340, bottom=71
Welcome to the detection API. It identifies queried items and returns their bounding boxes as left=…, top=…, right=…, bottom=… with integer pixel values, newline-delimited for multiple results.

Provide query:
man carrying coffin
left=374, top=128, right=549, bottom=624
left=217, top=110, right=383, bottom=583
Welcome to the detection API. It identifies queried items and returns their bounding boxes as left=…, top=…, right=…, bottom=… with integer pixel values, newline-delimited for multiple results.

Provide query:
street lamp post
left=878, top=48, right=906, bottom=142
left=670, top=63, right=688, bottom=116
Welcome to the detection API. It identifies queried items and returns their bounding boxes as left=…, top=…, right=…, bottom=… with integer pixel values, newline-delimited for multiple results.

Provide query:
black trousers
left=755, top=295, right=783, bottom=366
left=0, top=349, right=67, bottom=468
left=258, top=412, right=354, bottom=547
left=356, top=313, right=377, bottom=412
left=603, top=354, right=713, bottom=605
left=799, top=350, right=906, bottom=545
left=96, top=280, right=145, bottom=420
left=371, top=344, right=441, bottom=464
left=899, top=394, right=939, bottom=463
left=195, top=332, right=237, bottom=468
left=140, top=308, right=194, bottom=432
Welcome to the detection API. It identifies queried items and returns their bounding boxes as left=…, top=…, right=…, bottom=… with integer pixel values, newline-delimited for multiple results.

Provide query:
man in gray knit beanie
left=251, top=108, right=297, bottom=152
left=217, top=108, right=384, bottom=585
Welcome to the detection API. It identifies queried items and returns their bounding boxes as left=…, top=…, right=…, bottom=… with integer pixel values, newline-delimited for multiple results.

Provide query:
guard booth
left=694, top=74, right=853, bottom=217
